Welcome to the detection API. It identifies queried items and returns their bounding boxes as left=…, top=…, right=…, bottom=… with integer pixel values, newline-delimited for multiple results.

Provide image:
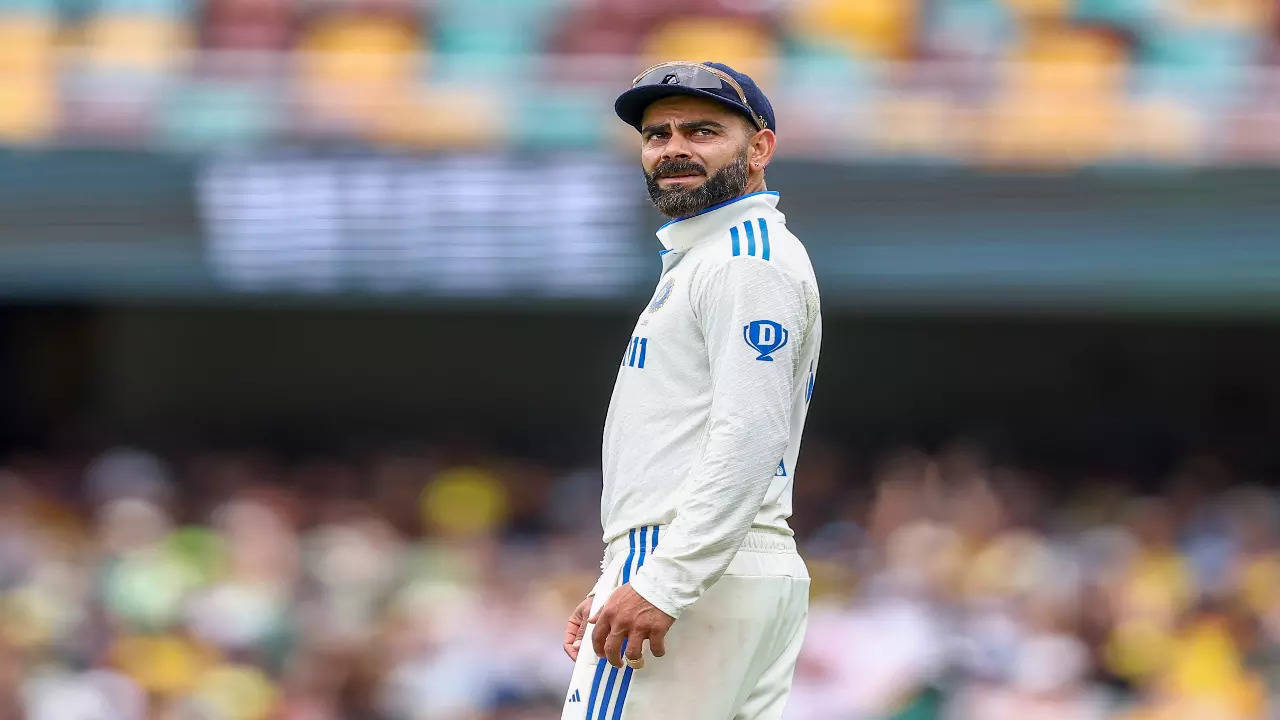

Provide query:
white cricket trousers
left=562, top=524, right=810, bottom=720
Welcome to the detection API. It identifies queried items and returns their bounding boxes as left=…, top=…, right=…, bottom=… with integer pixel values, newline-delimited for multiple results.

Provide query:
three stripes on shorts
left=585, top=525, right=660, bottom=720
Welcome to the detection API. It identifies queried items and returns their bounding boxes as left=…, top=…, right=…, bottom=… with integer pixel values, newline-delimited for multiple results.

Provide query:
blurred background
left=1, top=0, right=1280, bottom=718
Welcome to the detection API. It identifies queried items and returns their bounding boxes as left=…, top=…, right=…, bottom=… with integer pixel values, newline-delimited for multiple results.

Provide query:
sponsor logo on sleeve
left=743, top=319, right=788, bottom=361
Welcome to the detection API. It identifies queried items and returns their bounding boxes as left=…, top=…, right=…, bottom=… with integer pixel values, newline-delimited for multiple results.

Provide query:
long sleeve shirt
left=599, top=191, right=822, bottom=619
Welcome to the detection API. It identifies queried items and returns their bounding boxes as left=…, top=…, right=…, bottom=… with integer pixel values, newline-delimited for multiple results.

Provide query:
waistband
left=603, top=524, right=796, bottom=568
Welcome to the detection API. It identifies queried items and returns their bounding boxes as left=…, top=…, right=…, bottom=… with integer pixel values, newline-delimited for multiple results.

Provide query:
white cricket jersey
left=599, top=190, right=822, bottom=619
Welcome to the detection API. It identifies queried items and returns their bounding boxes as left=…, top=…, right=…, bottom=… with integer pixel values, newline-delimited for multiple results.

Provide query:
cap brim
left=614, top=84, right=755, bottom=132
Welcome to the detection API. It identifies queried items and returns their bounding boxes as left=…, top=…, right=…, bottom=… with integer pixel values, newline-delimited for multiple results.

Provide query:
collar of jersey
left=656, top=191, right=780, bottom=252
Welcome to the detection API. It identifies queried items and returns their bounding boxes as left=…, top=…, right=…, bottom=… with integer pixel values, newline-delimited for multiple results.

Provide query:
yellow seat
left=787, top=0, right=917, bottom=60
left=1121, top=97, right=1200, bottom=162
left=296, top=15, right=501, bottom=149
left=979, top=87, right=1124, bottom=167
left=977, top=27, right=1129, bottom=167
left=296, top=15, right=421, bottom=134
left=367, top=84, right=504, bottom=149
left=639, top=17, right=777, bottom=85
left=80, top=14, right=191, bottom=73
left=297, top=16, right=419, bottom=90
left=1001, top=0, right=1070, bottom=22
left=1010, top=25, right=1128, bottom=95
left=1167, top=0, right=1273, bottom=30
left=0, top=15, right=56, bottom=142
left=870, top=94, right=968, bottom=158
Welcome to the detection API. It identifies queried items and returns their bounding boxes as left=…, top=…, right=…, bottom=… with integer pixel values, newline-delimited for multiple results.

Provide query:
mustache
left=645, top=152, right=749, bottom=219
left=650, top=160, right=707, bottom=179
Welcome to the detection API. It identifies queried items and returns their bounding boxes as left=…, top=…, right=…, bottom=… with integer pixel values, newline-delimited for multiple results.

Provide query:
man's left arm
left=629, top=256, right=805, bottom=619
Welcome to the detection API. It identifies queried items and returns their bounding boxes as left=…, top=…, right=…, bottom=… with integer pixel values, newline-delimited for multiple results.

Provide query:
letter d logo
left=743, top=320, right=789, bottom=362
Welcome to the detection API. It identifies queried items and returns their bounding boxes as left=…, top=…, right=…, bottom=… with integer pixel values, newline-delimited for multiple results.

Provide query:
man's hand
left=589, top=584, right=675, bottom=669
left=563, top=594, right=594, bottom=661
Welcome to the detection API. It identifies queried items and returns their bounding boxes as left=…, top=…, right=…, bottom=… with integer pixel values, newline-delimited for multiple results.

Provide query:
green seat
left=158, top=81, right=274, bottom=150
left=429, top=0, right=559, bottom=81
left=1073, top=0, right=1156, bottom=30
left=782, top=40, right=872, bottom=100
left=1135, top=29, right=1256, bottom=110
left=92, top=0, right=192, bottom=18
left=2, top=0, right=57, bottom=15
left=511, top=88, right=608, bottom=149
left=921, top=0, right=1015, bottom=56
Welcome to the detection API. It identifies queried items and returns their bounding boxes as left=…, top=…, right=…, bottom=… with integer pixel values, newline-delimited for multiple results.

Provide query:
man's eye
left=694, top=128, right=713, bottom=136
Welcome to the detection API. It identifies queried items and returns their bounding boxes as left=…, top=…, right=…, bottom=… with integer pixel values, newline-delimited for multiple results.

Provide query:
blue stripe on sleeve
left=758, top=218, right=770, bottom=260
left=730, top=225, right=740, bottom=256
left=743, top=220, right=756, bottom=257
left=637, top=338, right=647, bottom=369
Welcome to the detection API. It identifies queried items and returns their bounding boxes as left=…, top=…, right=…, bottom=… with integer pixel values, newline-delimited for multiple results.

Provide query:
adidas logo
left=568, top=689, right=581, bottom=703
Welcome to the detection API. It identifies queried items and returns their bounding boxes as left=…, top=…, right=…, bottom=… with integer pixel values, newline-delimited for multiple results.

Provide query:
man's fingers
left=604, top=631, right=627, bottom=669
left=575, top=596, right=593, bottom=622
left=563, top=614, right=585, bottom=660
left=563, top=612, right=582, bottom=660
left=564, top=595, right=595, bottom=661
left=591, top=613, right=610, bottom=659
left=564, top=616, right=581, bottom=646
left=649, top=627, right=667, bottom=658
left=623, top=630, right=646, bottom=669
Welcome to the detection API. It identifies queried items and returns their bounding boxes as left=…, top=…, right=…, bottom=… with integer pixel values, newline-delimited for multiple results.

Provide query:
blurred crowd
left=0, top=0, right=1279, bottom=163
left=1, top=439, right=1279, bottom=719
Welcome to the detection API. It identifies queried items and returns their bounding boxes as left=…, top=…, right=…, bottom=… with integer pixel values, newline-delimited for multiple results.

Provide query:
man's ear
left=749, top=128, right=777, bottom=170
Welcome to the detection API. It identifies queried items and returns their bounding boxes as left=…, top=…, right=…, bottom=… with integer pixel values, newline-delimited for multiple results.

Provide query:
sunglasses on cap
left=631, top=61, right=769, bottom=132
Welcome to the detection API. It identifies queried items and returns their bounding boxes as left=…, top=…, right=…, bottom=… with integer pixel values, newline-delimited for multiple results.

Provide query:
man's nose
left=661, top=134, right=693, bottom=162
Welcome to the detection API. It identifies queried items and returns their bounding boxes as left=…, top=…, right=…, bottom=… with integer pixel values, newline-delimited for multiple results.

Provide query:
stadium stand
left=4, top=441, right=1280, bottom=718
left=0, top=0, right=1272, bottom=163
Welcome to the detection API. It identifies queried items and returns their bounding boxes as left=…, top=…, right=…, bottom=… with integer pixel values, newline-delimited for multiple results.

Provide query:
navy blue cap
left=614, top=61, right=776, bottom=134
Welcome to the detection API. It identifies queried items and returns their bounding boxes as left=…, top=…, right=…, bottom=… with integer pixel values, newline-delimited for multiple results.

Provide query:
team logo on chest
left=743, top=319, right=789, bottom=361
left=648, top=279, right=675, bottom=312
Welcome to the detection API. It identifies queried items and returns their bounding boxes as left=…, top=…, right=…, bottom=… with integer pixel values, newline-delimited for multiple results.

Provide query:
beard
left=644, top=150, right=750, bottom=219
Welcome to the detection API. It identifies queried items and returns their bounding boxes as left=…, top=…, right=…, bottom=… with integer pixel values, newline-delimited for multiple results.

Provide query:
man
left=561, top=61, right=822, bottom=720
